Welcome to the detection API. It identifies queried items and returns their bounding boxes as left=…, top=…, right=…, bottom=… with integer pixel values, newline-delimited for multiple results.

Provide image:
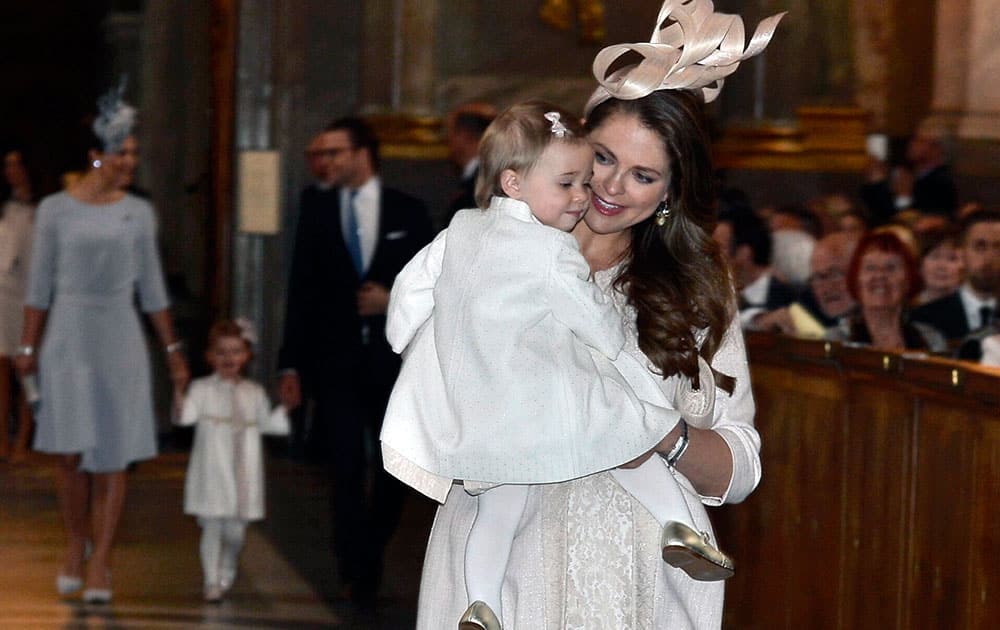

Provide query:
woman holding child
left=413, top=2, right=782, bottom=628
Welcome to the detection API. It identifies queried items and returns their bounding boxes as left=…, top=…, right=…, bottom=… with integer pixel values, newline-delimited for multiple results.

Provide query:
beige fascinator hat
left=585, top=0, right=785, bottom=115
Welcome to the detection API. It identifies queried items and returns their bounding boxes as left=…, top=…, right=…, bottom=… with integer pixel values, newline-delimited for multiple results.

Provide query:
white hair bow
left=234, top=317, right=259, bottom=347
left=545, top=112, right=570, bottom=138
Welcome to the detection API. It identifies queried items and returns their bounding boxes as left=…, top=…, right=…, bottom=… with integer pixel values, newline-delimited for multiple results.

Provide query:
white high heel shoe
left=56, top=574, right=83, bottom=596
left=56, top=540, right=92, bottom=596
left=82, top=571, right=113, bottom=604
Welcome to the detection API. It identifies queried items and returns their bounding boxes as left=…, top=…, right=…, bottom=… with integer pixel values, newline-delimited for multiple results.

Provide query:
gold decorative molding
left=369, top=106, right=872, bottom=170
left=714, top=106, right=869, bottom=172
left=366, top=113, right=449, bottom=160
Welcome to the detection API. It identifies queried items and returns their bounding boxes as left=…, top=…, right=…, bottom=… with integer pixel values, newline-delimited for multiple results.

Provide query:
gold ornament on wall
left=540, top=0, right=606, bottom=44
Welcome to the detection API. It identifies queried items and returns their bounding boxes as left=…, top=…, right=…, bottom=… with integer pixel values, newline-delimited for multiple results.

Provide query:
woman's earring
left=655, top=201, right=671, bottom=226
left=92, top=159, right=102, bottom=169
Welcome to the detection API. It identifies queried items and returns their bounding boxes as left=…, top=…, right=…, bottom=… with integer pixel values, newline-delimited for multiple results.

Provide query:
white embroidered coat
left=177, top=375, right=290, bottom=520
left=380, top=198, right=681, bottom=502
left=416, top=282, right=761, bottom=630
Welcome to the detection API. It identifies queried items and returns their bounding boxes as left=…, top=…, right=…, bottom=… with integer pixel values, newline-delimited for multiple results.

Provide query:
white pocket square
left=385, top=230, right=408, bottom=240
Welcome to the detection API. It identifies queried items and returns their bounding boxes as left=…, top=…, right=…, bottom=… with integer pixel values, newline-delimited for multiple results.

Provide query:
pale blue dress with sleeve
left=25, top=191, right=170, bottom=472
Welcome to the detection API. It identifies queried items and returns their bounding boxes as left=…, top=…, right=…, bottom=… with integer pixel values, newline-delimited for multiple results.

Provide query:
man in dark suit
left=714, top=200, right=799, bottom=328
left=859, top=126, right=958, bottom=226
left=912, top=210, right=1000, bottom=359
left=278, top=117, right=432, bottom=608
left=442, top=103, right=495, bottom=227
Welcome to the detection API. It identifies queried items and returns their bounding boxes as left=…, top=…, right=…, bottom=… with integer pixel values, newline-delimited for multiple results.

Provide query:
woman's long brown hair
left=586, top=90, right=735, bottom=391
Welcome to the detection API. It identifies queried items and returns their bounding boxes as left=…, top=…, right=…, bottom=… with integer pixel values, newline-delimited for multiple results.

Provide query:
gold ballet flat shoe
left=459, top=600, right=502, bottom=630
left=661, top=521, right=735, bottom=581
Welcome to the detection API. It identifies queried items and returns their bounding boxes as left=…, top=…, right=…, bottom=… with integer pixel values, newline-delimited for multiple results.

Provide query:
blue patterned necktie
left=344, top=188, right=364, bottom=275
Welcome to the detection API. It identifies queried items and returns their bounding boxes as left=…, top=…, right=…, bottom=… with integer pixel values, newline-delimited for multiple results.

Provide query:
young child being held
left=380, top=101, right=732, bottom=630
left=176, top=319, right=289, bottom=602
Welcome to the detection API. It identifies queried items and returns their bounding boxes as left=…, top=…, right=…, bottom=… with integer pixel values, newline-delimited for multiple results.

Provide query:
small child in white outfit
left=381, top=101, right=732, bottom=630
left=176, top=319, right=289, bottom=602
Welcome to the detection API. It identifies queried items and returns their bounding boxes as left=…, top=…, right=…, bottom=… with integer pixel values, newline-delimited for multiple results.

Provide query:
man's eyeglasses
left=305, top=147, right=354, bottom=158
left=809, top=268, right=845, bottom=284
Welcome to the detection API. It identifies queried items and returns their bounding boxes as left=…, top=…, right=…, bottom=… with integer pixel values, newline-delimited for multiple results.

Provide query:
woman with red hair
left=835, top=230, right=947, bottom=352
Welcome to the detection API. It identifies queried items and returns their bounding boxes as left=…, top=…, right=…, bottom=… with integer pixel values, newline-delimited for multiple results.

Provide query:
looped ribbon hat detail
left=585, top=0, right=785, bottom=115
left=93, top=75, right=138, bottom=153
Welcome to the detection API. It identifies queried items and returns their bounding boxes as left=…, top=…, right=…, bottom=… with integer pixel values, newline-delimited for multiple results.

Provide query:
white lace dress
left=415, top=270, right=761, bottom=630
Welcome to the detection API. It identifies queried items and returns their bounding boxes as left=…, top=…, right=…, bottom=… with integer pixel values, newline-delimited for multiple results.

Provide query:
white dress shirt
left=959, top=282, right=997, bottom=330
left=739, top=271, right=773, bottom=328
left=340, top=176, right=381, bottom=273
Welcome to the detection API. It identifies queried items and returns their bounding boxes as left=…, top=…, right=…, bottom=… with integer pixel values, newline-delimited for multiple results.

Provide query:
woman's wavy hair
left=586, top=89, right=735, bottom=390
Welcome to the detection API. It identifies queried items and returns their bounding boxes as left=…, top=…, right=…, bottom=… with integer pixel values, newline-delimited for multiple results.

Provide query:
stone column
left=958, top=0, right=1000, bottom=139
left=928, top=0, right=1000, bottom=140
left=925, top=0, right=972, bottom=135
left=851, top=0, right=893, bottom=132
left=360, top=0, right=438, bottom=115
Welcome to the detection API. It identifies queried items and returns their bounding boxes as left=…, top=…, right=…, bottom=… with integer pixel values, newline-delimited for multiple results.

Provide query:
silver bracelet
left=665, top=419, right=689, bottom=468
left=14, top=344, right=35, bottom=357
left=165, top=341, right=184, bottom=354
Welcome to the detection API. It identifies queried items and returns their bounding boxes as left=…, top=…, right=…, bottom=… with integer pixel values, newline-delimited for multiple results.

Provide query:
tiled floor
left=0, top=451, right=437, bottom=629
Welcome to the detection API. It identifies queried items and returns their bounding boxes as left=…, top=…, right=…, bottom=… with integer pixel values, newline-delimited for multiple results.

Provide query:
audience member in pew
left=808, top=192, right=859, bottom=236
left=752, top=231, right=859, bottom=337
left=981, top=334, right=1000, bottom=367
left=837, top=210, right=868, bottom=239
left=911, top=209, right=1000, bottom=360
left=859, top=122, right=958, bottom=225
left=829, top=230, right=947, bottom=352
left=767, top=203, right=822, bottom=239
left=714, top=204, right=799, bottom=329
left=916, top=226, right=964, bottom=306
left=771, top=228, right=816, bottom=290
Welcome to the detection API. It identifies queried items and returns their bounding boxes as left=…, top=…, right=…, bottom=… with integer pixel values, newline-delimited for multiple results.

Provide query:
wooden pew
left=715, top=332, right=1000, bottom=630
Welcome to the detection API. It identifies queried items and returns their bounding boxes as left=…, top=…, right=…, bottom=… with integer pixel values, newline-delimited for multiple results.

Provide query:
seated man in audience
left=754, top=231, right=859, bottom=336
left=714, top=204, right=799, bottom=329
left=860, top=123, right=958, bottom=226
left=911, top=209, right=1000, bottom=360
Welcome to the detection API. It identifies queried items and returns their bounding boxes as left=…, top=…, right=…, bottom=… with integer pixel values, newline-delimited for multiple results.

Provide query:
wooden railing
left=715, top=332, right=1000, bottom=630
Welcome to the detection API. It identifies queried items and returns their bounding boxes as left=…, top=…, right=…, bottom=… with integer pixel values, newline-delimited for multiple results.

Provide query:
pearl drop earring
left=655, top=201, right=671, bottom=226
left=92, top=159, right=102, bottom=169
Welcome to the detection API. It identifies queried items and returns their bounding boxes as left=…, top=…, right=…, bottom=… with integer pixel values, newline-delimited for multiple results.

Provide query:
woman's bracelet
left=664, top=419, right=689, bottom=468
left=15, top=344, right=35, bottom=357
left=165, top=341, right=184, bottom=354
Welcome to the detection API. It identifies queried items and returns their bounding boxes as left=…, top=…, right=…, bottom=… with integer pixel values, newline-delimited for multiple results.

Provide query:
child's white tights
left=463, top=457, right=695, bottom=619
left=609, top=455, right=696, bottom=530
left=199, top=517, right=248, bottom=588
left=464, top=484, right=528, bottom=619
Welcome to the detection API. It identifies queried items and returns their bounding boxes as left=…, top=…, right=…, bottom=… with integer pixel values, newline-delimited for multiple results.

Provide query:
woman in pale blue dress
left=15, top=90, right=190, bottom=603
